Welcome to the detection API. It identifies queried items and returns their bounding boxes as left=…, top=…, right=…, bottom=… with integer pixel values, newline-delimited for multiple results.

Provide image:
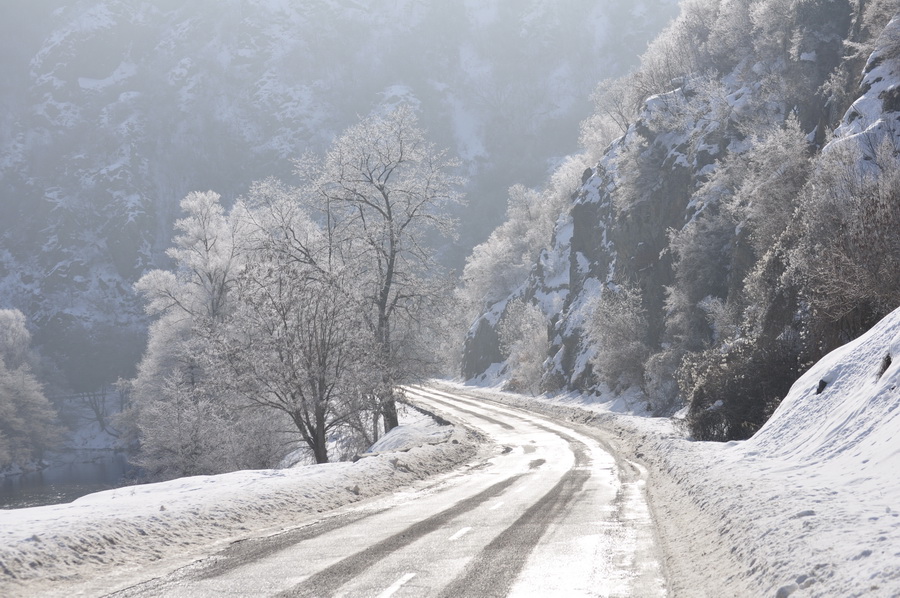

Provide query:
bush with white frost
left=585, top=284, right=650, bottom=393
left=497, top=299, right=548, bottom=395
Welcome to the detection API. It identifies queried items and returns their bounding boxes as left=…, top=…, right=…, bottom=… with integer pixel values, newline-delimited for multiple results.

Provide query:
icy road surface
left=107, top=386, right=666, bottom=597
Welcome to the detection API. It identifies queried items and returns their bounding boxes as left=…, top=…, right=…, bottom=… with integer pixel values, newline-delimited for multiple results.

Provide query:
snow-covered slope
left=655, top=305, right=900, bottom=596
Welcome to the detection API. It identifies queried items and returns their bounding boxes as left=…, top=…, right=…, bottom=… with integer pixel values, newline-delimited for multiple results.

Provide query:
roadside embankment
left=0, top=409, right=480, bottom=598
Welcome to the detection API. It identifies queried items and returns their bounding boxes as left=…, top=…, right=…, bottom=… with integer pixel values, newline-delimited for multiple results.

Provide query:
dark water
left=0, top=451, right=135, bottom=509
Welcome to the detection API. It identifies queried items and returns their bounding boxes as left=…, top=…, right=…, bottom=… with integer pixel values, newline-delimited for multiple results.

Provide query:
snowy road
left=108, top=385, right=666, bottom=597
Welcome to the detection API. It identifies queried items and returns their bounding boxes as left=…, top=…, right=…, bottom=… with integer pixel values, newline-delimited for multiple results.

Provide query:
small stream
left=0, top=450, right=136, bottom=509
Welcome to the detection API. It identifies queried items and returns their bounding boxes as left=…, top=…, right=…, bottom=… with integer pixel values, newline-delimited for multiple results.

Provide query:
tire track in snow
left=281, top=474, right=524, bottom=597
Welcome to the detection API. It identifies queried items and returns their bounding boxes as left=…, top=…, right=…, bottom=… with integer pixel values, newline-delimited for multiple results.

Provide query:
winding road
left=111, top=386, right=667, bottom=597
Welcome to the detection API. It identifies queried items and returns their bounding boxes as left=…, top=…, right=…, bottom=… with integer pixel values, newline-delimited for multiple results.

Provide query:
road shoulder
left=0, top=411, right=482, bottom=598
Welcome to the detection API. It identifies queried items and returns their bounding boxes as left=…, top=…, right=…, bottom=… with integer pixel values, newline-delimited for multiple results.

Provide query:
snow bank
left=746, top=307, right=900, bottom=471
left=638, top=306, right=900, bottom=597
left=0, top=416, right=478, bottom=597
left=365, top=410, right=453, bottom=453
left=710, top=306, right=900, bottom=596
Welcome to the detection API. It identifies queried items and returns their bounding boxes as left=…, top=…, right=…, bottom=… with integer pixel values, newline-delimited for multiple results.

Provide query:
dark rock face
left=462, top=314, right=504, bottom=381
left=461, top=80, right=756, bottom=391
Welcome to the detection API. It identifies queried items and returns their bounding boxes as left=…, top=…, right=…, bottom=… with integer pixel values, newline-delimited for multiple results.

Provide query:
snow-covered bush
left=497, top=299, right=548, bottom=395
left=585, top=283, right=650, bottom=393
left=0, top=309, right=63, bottom=467
left=679, top=337, right=803, bottom=441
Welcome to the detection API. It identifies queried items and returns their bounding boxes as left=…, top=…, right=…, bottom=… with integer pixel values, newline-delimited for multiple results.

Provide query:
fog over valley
left=0, top=0, right=677, bottom=399
left=6, top=1, right=900, bottom=596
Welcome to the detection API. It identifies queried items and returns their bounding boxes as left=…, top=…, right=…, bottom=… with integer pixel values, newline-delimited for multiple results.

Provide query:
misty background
left=0, top=0, right=678, bottom=398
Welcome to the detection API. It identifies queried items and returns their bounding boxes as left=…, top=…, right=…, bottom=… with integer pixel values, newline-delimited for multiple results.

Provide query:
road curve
left=111, top=386, right=667, bottom=597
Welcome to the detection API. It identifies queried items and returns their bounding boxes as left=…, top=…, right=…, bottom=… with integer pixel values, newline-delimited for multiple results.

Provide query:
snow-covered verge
left=0, top=411, right=479, bottom=597
left=445, top=307, right=900, bottom=597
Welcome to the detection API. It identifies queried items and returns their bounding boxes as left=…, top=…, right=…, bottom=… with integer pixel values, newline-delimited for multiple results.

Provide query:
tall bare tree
left=299, top=106, right=464, bottom=432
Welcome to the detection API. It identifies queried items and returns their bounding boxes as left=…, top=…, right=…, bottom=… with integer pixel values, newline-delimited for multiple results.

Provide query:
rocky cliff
left=463, top=0, right=890, bottom=408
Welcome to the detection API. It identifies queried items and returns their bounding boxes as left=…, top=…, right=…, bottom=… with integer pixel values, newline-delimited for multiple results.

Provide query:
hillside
left=461, top=0, right=900, bottom=440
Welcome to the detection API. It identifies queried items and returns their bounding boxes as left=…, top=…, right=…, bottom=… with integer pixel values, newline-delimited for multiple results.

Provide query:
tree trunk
left=313, top=404, right=329, bottom=464
left=382, top=395, right=399, bottom=434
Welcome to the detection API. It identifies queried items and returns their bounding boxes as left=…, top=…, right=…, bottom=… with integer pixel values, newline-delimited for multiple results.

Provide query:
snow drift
left=0, top=416, right=478, bottom=597
left=650, top=306, right=900, bottom=596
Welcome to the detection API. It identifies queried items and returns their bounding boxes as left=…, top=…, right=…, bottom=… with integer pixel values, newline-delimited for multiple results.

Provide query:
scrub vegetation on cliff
left=460, top=0, right=900, bottom=441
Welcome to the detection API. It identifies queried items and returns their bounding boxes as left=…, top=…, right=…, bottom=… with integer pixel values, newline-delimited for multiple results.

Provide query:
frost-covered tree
left=580, top=76, right=643, bottom=157
left=138, top=191, right=246, bottom=322
left=497, top=299, right=548, bottom=395
left=726, top=118, right=811, bottom=254
left=128, top=192, right=288, bottom=478
left=209, top=184, right=382, bottom=463
left=0, top=309, right=62, bottom=467
left=215, top=263, right=375, bottom=464
left=128, top=108, right=464, bottom=474
left=300, top=105, right=464, bottom=432
left=0, top=309, right=31, bottom=371
left=585, top=283, right=650, bottom=393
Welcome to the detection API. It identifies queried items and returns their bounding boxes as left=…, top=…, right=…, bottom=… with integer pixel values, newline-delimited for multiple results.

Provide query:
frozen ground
left=446, top=307, right=900, bottom=597
left=4, top=306, right=900, bottom=597
left=0, top=406, right=478, bottom=597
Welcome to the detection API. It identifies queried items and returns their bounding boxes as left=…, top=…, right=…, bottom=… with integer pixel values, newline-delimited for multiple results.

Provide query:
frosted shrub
left=497, top=299, right=548, bottom=395
left=585, top=283, right=650, bottom=393
left=679, top=338, right=802, bottom=441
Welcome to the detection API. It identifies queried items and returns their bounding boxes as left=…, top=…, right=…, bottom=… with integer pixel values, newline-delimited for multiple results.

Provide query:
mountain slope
left=463, top=0, right=900, bottom=428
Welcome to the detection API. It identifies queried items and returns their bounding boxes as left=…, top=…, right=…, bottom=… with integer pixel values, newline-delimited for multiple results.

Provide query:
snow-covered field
left=444, top=306, right=900, bottom=597
left=0, top=407, right=478, bottom=597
